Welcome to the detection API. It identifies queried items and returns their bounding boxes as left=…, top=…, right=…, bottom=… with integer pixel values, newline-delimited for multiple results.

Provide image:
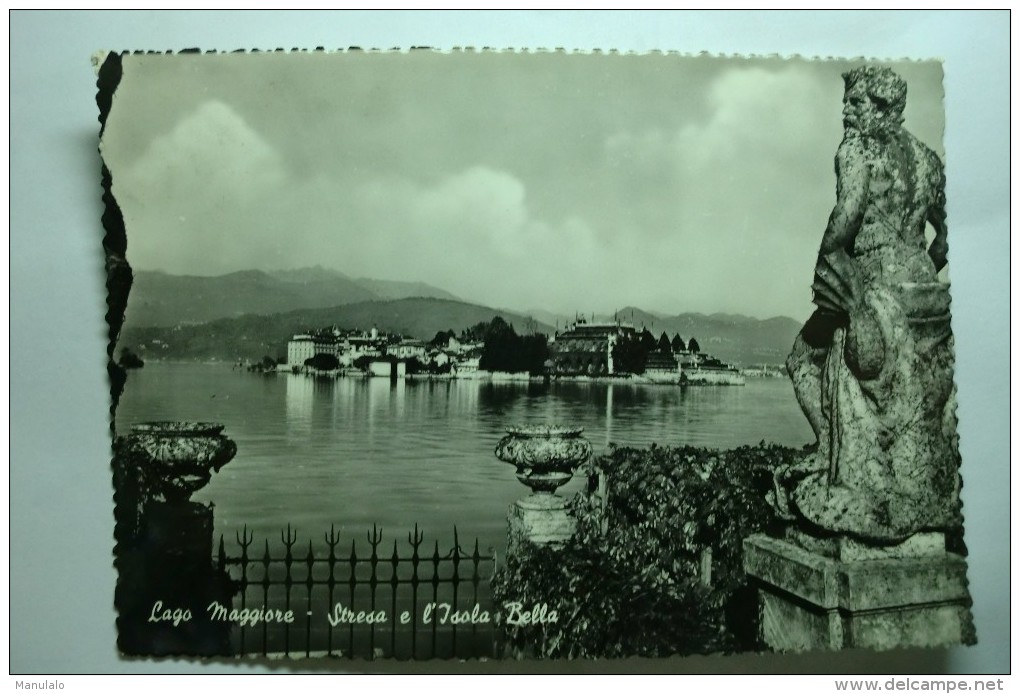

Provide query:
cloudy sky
left=101, top=52, right=944, bottom=321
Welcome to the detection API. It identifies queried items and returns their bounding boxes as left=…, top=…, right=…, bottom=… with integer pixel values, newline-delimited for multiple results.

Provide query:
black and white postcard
left=99, top=50, right=974, bottom=662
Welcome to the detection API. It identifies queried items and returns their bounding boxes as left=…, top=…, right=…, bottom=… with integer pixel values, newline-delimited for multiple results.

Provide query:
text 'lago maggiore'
left=147, top=600, right=557, bottom=628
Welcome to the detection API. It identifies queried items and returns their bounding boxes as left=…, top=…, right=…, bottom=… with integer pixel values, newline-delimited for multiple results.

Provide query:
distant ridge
left=120, top=297, right=554, bottom=363
left=529, top=307, right=801, bottom=367
left=121, top=269, right=801, bottom=366
left=613, top=306, right=801, bottom=366
left=353, top=277, right=460, bottom=302
left=267, top=266, right=460, bottom=302
left=125, top=268, right=460, bottom=328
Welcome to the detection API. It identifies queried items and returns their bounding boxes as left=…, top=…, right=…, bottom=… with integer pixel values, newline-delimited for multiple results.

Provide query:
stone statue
left=779, top=66, right=962, bottom=544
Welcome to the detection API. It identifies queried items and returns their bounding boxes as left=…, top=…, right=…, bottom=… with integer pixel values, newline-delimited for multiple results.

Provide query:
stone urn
left=495, top=424, right=592, bottom=495
left=121, top=422, right=237, bottom=503
left=495, top=425, right=592, bottom=547
left=114, top=421, right=237, bottom=656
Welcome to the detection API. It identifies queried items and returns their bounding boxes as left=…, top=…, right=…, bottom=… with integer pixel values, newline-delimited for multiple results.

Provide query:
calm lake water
left=115, top=362, right=813, bottom=554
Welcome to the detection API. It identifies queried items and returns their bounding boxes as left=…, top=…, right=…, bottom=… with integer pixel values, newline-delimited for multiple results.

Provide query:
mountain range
left=123, top=267, right=460, bottom=328
left=520, top=307, right=801, bottom=367
left=610, top=307, right=800, bottom=367
left=117, top=268, right=802, bottom=366
left=120, top=298, right=553, bottom=363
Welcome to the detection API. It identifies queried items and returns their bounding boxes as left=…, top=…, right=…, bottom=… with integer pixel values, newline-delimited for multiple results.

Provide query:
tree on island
left=304, top=353, right=340, bottom=371
left=463, top=319, right=507, bottom=344
left=657, top=332, right=672, bottom=353
left=248, top=354, right=280, bottom=373
left=118, top=347, right=145, bottom=369
left=478, top=316, right=549, bottom=374
left=671, top=334, right=687, bottom=353
left=517, top=334, right=551, bottom=375
left=639, top=328, right=657, bottom=353
left=688, top=337, right=701, bottom=354
left=405, top=357, right=452, bottom=375
left=430, top=329, right=457, bottom=348
left=479, top=317, right=517, bottom=371
left=612, top=334, right=648, bottom=375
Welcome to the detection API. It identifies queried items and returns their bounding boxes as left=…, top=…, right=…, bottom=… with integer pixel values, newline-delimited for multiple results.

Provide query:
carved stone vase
left=495, top=425, right=592, bottom=548
left=121, top=421, right=237, bottom=503
left=114, top=421, right=237, bottom=656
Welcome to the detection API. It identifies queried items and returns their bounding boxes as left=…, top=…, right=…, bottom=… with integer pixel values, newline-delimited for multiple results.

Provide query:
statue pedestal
left=743, top=534, right=974, bottom=652
left=508, top=495, right=575, bottom=551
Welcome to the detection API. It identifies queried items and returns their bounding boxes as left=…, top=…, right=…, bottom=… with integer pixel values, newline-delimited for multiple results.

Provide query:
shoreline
left=138, top=359, right=783, bottom=387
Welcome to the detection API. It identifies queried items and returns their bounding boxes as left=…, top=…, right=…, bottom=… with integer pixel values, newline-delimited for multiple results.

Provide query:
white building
left=288, top=332, right=345, bottom=367
left=287, top=335, right=317, bottom=366
left=393, top=339, right=426, bottom=361
left=430, top=350, right=451, bottom=367
left=456, top=356, right=480, bottom=375
left=368, top=359, right=407, bottom=379
left=342, top=339, right=382, bottom=365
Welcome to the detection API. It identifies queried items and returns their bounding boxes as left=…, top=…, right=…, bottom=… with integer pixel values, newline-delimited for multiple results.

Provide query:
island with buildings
left=280, top=316, right=746, bottom=386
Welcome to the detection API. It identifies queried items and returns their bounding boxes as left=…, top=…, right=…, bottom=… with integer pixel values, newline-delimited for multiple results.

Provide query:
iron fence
left=215, top=524, right=499, bottom=660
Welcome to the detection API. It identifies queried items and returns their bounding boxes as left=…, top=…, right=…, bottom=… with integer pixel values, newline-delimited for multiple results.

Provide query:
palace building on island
left=548, top=319, right=637, bottom=376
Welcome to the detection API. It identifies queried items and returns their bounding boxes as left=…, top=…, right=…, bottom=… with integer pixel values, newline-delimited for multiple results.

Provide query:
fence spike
left=220, top=524, right=497, bottom=659
left=408, top=523, right=424, bottom=548
left=391, top=539, right=400, bottom=586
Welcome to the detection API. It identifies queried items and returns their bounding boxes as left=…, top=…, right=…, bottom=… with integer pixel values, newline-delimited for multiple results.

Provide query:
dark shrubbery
left=478, top=317, right=548, bottom=375
left=247, top=355, right=280, bottom=373
left=405, top=357, right=453, bottom=375
left=119, top=347, right=145, bottom=369
left=491, top=442, right=804, bottom=658
left=304, top=353, right=340, bottom=371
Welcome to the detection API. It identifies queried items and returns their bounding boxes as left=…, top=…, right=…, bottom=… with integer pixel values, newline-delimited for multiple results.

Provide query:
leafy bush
left=119, top=347, right=145, bottom=369
left=304, top=352, right=340, bottom=371
left=491, top=442, right=804, bottom=658
left=478, top=317, right=549, bottom=374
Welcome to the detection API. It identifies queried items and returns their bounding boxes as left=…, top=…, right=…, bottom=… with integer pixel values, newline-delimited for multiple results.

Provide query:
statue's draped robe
left=786, top=130, right=963, bottom=543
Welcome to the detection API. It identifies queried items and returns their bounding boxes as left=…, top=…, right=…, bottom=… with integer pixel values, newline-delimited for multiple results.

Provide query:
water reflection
left=280, top=374, right=808, bottom=453
left=120, top=365, right=812, bottom=553
left=605, top=384, right=613, bottom=448
left=285, top=373, right=313, bottom=434
left=393, top=378, right=405, bottom=419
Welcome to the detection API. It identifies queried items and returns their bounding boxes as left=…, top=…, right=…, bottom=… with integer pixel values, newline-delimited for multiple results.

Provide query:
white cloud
left=332, top=166, right=603, bottom=313
left=101, top=55, right=944, bottom=321
left=600, top=65, right=842, bottom=319
left=107, top=100, right=293, bottom=273
left=108, top=98, right=607, bottom=314
left=108, top=80, right=829, bottom=320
